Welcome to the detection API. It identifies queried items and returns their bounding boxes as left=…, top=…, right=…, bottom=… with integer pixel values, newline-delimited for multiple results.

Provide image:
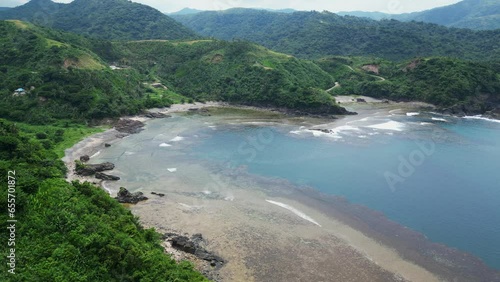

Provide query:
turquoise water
left=191, top=115, right=500, bottom=269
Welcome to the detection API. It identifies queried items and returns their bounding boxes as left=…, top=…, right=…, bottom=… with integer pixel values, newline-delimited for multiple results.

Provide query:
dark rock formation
left=310, top=128, right=332, bottom=134
left=144, top=112, right=171, bottom=119
left=95, top=172, right=120, bottom=181
left=164, top=233, right=225, bottom=269
left=114, top=119, right=145, bottom=134
left=80, top=155, right=90, bottom=162
left=356, top=98, right=367, bottom=103
left=76, top=162, right=115, bottom=176
left=104, top=143, right=111, bottom=147
left=114, top=187, right=148, bottom=204
left=151, top=192, right=165, bottom=197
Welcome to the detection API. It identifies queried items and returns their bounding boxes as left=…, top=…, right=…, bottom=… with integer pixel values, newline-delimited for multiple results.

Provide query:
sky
left=3, top=0, right=463, bottom=14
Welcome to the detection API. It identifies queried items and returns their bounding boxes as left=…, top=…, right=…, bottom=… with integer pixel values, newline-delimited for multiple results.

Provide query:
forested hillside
left=317, top=56, right=500, bottom=115
left=0, top=0, right=197, bottom=40
left=0, top=20, right=174, bottom=124
left=0, top=119, right=208, bottom=281
left=172, top=9, right=500, bottom=61
left=114, top=39, right=348, bottom=114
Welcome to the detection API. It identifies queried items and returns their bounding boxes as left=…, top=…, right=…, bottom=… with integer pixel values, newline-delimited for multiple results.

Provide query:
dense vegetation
left=172, top=8, right=500, bottom=61
left=342, top=0, right=500, bottom=30
left=113, top=39, right=347, bottom=114
left=0, top=20, right=175, bottom=124
left=0, top=0, right=197, bottom=40
left=0, top=120, right=207, bottom=281
left=317, top=56, right=500, bottom=112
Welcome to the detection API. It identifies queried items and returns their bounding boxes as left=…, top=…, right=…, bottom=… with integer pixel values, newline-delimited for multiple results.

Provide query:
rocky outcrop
left=151, top=192, right=165, bottom=197
left=76, top=162, right=115, bottom=176
left=163, top=233, right=225, bottom=269
left=114, top=187, right=148, bottom=204
left=105, top=143, right=111, bottom=147
left=80, top=155, right=90, bottom=162
left=144, top=112, right=171, bottom=119
left=310, top=129, right=332, bottom=134
left=95, top=172, right=120, bottom=181
left=114, top=119, right=145, bottom=134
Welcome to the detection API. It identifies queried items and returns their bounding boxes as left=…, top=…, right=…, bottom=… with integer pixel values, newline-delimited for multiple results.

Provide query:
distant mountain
left=263, top=8, right=297, bottom=13
left=169, top=7, right=297, bottom=15
left=0, top=0, right=198, bottom=40
left=337, top=11, right=393, bottom=20
left=168, top=8, right=205, bottom=15
left=401, top=0, right=500, bottom=30
left=339, top=0, right=500, bottom=30
left=172, top=8, right=500, bottom=61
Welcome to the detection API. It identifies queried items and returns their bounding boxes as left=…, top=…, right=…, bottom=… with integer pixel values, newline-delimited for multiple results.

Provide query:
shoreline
left=62, top=101, right=500, bottom=282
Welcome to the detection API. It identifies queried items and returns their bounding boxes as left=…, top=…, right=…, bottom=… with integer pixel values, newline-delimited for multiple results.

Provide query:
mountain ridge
left=339, top=0, right=500, bottom=30
left=172, top=9, right=500, bottom=61
left=0, top=0, right=197, bottom=40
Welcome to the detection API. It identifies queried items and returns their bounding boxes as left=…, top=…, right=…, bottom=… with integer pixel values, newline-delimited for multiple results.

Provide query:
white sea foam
left=432, top=117, right=448, bottom=122
left=289, top=130, right=302, bottom=135
left=266, top=200, right=322, bottom=227
left=366, top=121, right=405, bottom=131
left=406, top=112, right=420, bottom=116
left=309, top=130, right=343, bottom=139
left=159, top=143, right=172, bottom=147
left=167, top=168, right=177, bottom=172
left=90, top=151, right=101, bottom=158
left=170, top=136, right=184, bottom=142
left=124, top=151, right=136, bottom=155
left=420, top=122, right=433, bottom=126
left=334, top=125, right=361, bottom=132
left=463, top=115, right=500, bottom=124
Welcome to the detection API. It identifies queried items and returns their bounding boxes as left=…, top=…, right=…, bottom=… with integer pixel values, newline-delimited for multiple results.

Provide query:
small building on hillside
left=13, top=88, right=26, bottom=96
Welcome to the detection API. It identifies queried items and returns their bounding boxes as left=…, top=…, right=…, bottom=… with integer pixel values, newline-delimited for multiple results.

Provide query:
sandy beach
left=63, top=101, right=499, bottom=282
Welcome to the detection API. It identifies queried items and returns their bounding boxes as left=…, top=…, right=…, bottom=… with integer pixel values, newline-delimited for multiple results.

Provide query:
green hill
left=0, top=0, right=197, bottom=40
left=319, top=56, right=500, bottom=116
left=0, top=20, right=172, bottom=124
left=113, top=39, right=349, bottom=115
left=172, top=8, right=500, bottom=61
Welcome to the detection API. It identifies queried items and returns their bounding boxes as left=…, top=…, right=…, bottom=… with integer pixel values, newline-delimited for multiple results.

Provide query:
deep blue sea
left=191, top=113, right=500, bottom=269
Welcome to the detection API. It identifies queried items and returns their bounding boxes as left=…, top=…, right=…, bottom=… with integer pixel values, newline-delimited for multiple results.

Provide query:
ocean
left=94, top=109, right=500, bottom=270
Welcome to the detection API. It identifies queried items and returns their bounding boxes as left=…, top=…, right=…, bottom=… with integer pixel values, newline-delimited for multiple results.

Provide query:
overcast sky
left=4, top=0, right=462, bottom=14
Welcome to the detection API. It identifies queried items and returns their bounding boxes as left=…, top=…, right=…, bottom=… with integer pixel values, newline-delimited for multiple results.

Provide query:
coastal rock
left=76, top=162, right=115, bottom=176
left=95, top=172, right=120, bottom=181
left=356, top=98, right=367, bottom=103
left=144, top=112, right=171, bottom=119
left=115, top=187, right=148, bottom=204
left=80, top=155, right=90, bottom=162
left=171, top=236, right=197, bottom=254
left=165, top=233, right=225, bottom=269
left=151, top=192, right=165, bottom=197
left=310, top=128, right=332, bottom=134
left=114, top=119, right=145, bottom=134
left=105, top=143, right=111, bottom=147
